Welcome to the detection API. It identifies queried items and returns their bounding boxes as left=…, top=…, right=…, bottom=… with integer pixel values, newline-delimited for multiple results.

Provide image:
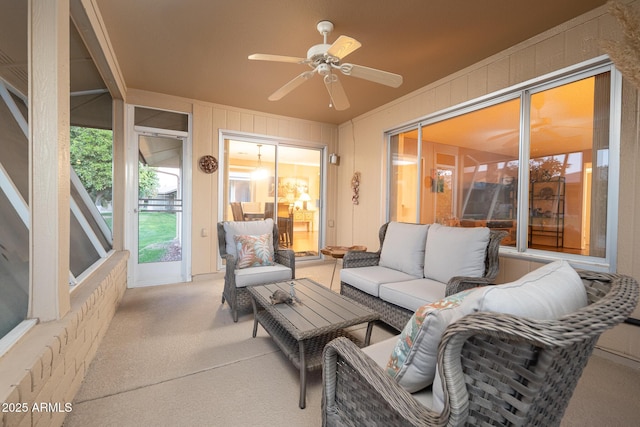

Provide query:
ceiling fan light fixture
left=318, top=63, right=331, bottom=76
left=251, top=144, right=268, bottom=180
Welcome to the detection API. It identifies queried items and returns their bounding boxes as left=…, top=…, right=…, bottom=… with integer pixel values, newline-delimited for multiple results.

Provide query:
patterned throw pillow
left=385, top=289, right=478, bottom=393
left=233, top=234, right=274, bottom=269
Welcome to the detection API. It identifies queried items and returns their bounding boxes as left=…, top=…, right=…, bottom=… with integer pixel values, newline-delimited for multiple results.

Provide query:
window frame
left=385, top=57, right=621, bottom=272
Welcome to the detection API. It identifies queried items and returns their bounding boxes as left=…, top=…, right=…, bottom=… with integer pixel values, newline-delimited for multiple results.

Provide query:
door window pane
left=135, top=107, right=188, bottom=132
left=223, top=139, right=322, bottom=257
left=224, top=140, right=275, bottom=222
left=137, top=135, right=183, bottom=263
left=278, top=145, right=321, bottom=257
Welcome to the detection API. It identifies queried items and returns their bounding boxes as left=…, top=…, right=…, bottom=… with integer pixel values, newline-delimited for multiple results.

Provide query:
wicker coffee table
left=247, top=278, right=379, bottom=409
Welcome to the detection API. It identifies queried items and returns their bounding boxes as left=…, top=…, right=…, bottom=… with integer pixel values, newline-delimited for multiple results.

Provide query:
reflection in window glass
left=0, top=180, right=29, bottom=338
left=421, top=98, right=520, bottom=246
left=528, top=74, right=608, bottom=256
left=387, top=68, right=614, bottom=260
left=389, top=133, right=419, bottom=222
left=0, top=0, right=29, bottom=338
left=0, top=97, right=28, bottom=201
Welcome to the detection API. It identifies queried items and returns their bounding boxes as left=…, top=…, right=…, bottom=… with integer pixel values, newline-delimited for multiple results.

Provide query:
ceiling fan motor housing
left=307, top=43, right=337, bottom=66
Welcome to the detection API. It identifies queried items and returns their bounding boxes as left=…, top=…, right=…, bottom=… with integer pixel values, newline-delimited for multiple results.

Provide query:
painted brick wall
left=0, top=251, right=128, bottom=427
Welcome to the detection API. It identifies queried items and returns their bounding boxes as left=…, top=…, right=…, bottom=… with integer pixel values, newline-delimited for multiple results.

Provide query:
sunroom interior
left=2, top=0, right=640, bottom=425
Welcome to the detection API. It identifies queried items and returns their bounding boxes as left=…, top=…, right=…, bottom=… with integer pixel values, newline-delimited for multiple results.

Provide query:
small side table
left=321, top=245, right=367, bottom=289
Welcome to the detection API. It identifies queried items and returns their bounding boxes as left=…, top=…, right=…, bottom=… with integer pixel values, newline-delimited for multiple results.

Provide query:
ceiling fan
left=248, top=20, right=403, bottom=111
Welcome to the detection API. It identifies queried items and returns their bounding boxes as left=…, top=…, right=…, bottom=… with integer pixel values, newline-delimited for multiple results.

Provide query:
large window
left=0, top=6, right=115, bottom=344
left=0, top=2, right=29, bottom=341
left=388, top=63, right=619, bottom=268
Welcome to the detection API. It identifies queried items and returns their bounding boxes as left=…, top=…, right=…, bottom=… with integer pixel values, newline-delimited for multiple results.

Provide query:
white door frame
left=125, top=106, right=192, bottom=287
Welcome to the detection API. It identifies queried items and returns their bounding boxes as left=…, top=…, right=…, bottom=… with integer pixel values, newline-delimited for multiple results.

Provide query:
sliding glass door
left=222, top=137, right=323, bottom=258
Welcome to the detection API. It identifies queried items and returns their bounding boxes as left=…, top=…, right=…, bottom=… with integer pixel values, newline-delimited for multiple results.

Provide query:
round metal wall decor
left=198, top=155, right=218, bottom=174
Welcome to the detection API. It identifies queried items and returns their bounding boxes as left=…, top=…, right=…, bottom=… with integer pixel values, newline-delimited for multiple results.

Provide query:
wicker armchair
left=323, top=272, right=639, bottom=426
left=217, top=220, right=295, bottom=322
left=340, top=222, right=507, bottom=330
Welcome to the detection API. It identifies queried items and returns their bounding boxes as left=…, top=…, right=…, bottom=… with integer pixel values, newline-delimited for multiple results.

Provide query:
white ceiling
left=92, top=0, right=608, bottom=125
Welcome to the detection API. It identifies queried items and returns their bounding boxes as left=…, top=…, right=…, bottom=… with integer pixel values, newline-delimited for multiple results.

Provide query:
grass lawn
left=138, top=211, right=179, bottom=263
left=99, top=211, right=179, bottom=263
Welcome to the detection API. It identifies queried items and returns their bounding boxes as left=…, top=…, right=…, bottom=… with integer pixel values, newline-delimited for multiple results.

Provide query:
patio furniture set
left=217, top=219, right=639, bottom=425
left=339, top=221, right=507, bottom=330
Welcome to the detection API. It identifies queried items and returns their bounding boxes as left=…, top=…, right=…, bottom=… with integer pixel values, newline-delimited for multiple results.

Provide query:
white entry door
left=129, top=129, right=191, bottom=286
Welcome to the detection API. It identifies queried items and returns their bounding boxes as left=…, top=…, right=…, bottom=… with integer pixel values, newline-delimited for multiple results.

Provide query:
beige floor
left=63, top=261, right=640, bottom=426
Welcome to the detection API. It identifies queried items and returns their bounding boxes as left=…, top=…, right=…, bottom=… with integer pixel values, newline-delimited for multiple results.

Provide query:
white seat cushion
left=379, top=222, right=430, bottom=277
left=363, top=337, right=435, bottom=410
left=234, top=264, right=292, bottom=287
left=363, top=336, right=398, bottom=367
left=341, top=266, right=419, bottom=297
left=424, top=224, right=489, bottom=283
left=379, top=279, right=447, bottom=312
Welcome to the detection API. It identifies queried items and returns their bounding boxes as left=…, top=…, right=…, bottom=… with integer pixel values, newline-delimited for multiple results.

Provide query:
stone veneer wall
left=0, top=251, right=129, bottom=427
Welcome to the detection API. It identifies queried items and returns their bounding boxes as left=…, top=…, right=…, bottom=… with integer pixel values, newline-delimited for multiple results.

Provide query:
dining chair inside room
left=277, top=203, right=294, bottom=247
left=230, top=202, right=244, bottom=221
left=264, top=202, right=275, bottom=220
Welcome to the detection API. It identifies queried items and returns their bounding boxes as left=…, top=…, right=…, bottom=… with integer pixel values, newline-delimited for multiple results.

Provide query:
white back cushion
left=424, top=224, right=489, bottom=283
left=223, top=218, right=274, bottom=258
left=473, top=259, right=588, bottom=319
left=431, top=260, right=589, bottom=412
left=379, top=222, right=430, bottom=278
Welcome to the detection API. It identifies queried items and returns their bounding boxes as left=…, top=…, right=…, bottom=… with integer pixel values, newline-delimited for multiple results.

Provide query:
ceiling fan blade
left=339, top=63, right=403, bottom=88
left=326, top=35, right=361, bottom=60
left=268, top=71, right=315, bottom=101
left=248, top=53, right=307, bottom=64
left=324, top=74, right=350, bottom=111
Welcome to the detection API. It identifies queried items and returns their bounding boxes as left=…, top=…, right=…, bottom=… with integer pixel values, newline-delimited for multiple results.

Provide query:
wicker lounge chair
left=217, top=219, right=295, bottom=321
left=340, top=222, right=507, bottom=331
left=323, top=272, right=639, bottom=426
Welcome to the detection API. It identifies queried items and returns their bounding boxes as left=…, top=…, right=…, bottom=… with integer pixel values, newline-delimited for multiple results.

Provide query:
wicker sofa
left=340, top=222, right=506, bottom=331
left=323, top=270, right=640, bottom=426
